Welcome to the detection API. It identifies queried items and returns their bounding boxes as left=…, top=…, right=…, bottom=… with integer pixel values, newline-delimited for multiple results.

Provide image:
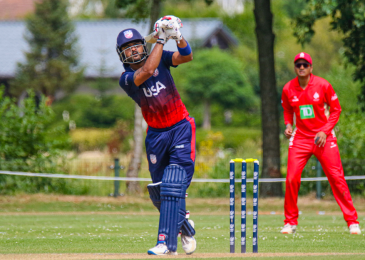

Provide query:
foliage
left=70, top=123, right=131, bottom=153
left=163, top=0, right=220, bottom=18
left=70, top=128, right=113, bottom=152
left=10, top=0, right=83, bottom=98
left=176, top=48, right=258, bottom=111
left=115, top=0, right=151, bottom=20
left=51, top=94, right=135, bottom=128
left=336, top=112, right=365, bottom=195
left=292, top=0, right=365, bottom=105
left=0, top=87, right=71, bottom=194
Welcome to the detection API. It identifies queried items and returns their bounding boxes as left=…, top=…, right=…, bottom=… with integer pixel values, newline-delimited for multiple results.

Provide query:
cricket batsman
left=280, top=52, right=361, bottom=235
left=116, top=16, right=196, bottom=255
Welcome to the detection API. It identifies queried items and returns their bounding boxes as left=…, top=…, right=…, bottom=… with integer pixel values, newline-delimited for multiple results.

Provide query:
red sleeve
left=281, top=87, right=294, bottom=126
left=320, top=84, right=341, bottom=135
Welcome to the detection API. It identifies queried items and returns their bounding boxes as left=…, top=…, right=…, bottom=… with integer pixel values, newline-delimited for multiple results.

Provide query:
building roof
left=0, top=19, right=238, bottom=79
left=0, top=0, right=36, bottom=20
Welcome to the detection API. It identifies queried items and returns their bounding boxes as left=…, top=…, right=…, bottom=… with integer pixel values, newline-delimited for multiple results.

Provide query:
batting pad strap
left=147, top=182, right=161, bottom=210
left=161, top=183, right=187, bottom=198
left=181, top=219, right=195, bottom=236
left=177, top=41, right=191, bottom=56
left=147, top=182, right=161, bottom=201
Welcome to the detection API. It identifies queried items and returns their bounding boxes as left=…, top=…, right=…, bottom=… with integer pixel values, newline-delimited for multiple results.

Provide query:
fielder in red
left=280, top=52, right=360, bottom=235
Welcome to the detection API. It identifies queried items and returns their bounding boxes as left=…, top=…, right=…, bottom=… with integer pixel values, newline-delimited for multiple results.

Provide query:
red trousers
left=285, top=134, right=358, bottom=227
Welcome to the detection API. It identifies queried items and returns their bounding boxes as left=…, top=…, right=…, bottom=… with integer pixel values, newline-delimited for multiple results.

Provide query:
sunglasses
left=295, top=62, right=310, bottom=69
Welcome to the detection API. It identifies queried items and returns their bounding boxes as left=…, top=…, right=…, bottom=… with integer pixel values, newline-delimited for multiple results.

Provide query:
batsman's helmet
left=116, top=28, right=148, bottom=64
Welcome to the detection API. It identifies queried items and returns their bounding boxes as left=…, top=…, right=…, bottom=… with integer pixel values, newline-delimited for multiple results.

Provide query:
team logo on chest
left=292, top=96, right=299, bottom=102
left=313, top=92, right=320, bottom=101
left=153, top=68, right=159, bottom=77
left=143, top=81, right=166, bottom=97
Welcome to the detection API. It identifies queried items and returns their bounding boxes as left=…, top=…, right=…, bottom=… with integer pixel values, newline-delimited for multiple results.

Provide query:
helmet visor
left=118, top=43, right=148, bottom=64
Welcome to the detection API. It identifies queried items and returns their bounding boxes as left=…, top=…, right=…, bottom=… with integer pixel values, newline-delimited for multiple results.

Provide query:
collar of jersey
left=294, top=73, right=314, bottom=90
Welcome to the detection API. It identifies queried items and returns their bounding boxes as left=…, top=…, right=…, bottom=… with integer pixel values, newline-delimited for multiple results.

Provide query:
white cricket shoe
left=181, top=219, right=196, bottom=255
left=349, top=224, right=361, bottom=234
left=280, top=224, right=297, bottom=234
left=147, top=242, right=177, bottom=255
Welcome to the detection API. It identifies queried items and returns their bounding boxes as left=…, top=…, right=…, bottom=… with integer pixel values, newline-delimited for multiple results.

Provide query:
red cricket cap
left=294, top=52, right=312, bottom=65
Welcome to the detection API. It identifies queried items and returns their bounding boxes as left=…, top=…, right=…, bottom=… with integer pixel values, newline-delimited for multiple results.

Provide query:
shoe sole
left=281, top=231, right=296, bottom=234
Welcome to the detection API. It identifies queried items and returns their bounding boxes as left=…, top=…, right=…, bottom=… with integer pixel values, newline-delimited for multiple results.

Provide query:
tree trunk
left=126, top=0, right=163, bottom=194
left=126, top=103, right=143, bottom=194
left=254, top=0, right=283, bottom=197
left=202, top=100, right=211, bottom=130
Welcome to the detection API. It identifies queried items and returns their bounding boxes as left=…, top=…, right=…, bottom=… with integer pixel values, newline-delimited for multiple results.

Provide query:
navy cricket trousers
left=145, top=117, right=196, bottom=186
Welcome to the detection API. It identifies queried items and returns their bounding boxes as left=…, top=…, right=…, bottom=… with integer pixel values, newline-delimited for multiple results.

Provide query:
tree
left=115, top=0, right=164, bottom=194
left=179, top=48, right=257, bottom=129
left=253, top=0, right=283, bottom=197
left=10, top=0, right=83, bottom=101
left=292, top=0, right=365, bottom=105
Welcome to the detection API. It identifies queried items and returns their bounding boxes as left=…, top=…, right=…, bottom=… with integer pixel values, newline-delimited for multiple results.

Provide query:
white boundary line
left=1, top=171, right=365, bottom=183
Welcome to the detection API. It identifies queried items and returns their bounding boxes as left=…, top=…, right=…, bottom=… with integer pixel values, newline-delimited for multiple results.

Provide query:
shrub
left=0, top=87, right=70, bottom=194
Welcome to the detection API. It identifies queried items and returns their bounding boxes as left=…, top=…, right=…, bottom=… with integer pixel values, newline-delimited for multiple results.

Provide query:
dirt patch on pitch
left=2, top=252, right=365, bottom=260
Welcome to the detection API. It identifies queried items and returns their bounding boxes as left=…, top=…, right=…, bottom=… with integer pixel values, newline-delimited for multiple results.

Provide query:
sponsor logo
left=281, top=99, right=283, bottom=104
left=253, top=211, right=258, bottom=219
left=253, top=185, right=258, bottom=193
left=230, top=237, right=235, bottom=244
left=241, top=184, right=246, bottom=193
left=150, top=154, right=157, bottom=164
left=241, top=197, right=246, bottom=205
left=299, top=105, right=315, bottom=119
left=331, top=93, right=338, bottom=101
left=153, top=68, right=159, bottom=77
left=313, top=92, right=320, bottom=101
left=175, top=144, right=184, bottom=148
left=230, top=210, right=234, bottom=217
left=253, top=237, right=257, bottom=245
left=143, top=81, right=166, bottom=97
left=292, top=96, right=299, bottom=102
left=124, top=30, right=133, bottom=39
left=241, top=224, right=246, bottom=232
left=253, top=198, right=258, bottom=207
left=230, top=224, right=234, bottom=232
left=158, top=234, right=166, bottom=241
left=330, top=142, right=337, bottom=148
left=230, top=185, right=234, bottom=193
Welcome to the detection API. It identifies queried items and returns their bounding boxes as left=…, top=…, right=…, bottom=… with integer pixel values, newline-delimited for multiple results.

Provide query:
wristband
left=177, top=41, right=192, bottom=56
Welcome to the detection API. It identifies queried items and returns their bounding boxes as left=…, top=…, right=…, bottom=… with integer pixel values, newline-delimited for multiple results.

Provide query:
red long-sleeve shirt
left=281, top=74, right=341, bottom=137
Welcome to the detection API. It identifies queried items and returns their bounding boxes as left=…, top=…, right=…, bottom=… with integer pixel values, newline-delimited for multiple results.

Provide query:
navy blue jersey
left=119, top=50, right=189, bottom=128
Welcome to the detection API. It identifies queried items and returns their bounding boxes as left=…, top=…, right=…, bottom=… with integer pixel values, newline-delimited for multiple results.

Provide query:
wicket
left=229, top=158, right=259, bottom=253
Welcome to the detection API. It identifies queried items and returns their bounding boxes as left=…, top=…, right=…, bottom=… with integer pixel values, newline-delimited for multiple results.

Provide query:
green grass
left=1, top=194, right=365, bottom=259
left=1, top=213, right=365, bottom=255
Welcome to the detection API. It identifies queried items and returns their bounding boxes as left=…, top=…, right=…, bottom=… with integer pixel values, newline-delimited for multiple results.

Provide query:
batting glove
left=159, top=15, right=183, bottom=43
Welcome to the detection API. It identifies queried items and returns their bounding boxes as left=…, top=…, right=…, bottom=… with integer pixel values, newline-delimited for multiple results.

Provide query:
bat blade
left=144, top=32, right=158, bottom=44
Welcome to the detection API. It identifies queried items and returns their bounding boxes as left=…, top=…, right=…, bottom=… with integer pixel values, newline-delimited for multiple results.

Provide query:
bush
left=0, top=87, right=71, bottom=194
left=51, top=94, right=135, bottom=128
